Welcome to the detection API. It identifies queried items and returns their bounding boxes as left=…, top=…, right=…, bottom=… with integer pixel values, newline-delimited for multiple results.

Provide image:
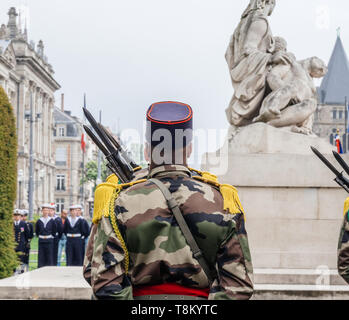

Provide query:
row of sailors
left=13, top=204, right=91, bottom=270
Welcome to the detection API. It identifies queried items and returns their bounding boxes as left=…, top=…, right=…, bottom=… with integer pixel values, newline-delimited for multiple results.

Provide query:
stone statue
left=225, top=0, right=277, bottom=126
left=253, top=37, right=327, bottom=135
left=225, top=1, right=327, bottom=135
left=0, top=24, right=7, bottom=40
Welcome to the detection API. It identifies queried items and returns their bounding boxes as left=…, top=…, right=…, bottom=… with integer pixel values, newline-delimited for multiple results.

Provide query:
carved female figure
left=225, top=0, right=276, bottom=126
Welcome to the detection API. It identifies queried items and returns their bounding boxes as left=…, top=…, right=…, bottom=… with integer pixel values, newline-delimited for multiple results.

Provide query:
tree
left=82, top=160, right=110, bottom=189
left=0, top=86, right=18, bottom=278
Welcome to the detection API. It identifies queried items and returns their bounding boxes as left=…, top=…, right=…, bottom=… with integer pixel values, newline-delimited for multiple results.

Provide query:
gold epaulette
left=92, top=176, right=147, bottom=275
left=190, top=167, right=245, bottom=218
left=344, top=197, right=349, bottom=217
left=92, top=177, right=147, bottom=224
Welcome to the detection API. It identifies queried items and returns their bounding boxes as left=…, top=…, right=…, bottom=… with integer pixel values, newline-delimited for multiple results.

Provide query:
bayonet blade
left=311, top=146, right=341, bottom=176
left=333, top=151, right=349, bottom=176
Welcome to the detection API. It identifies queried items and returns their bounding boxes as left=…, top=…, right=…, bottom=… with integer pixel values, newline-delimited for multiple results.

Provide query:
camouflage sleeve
left=209, top=212, right=254, bottom=300
left=89, top=216, right=133, bottom=300
left=338, top=212, right=349, bottom=284
left=83, top=223, right=98, bottom=286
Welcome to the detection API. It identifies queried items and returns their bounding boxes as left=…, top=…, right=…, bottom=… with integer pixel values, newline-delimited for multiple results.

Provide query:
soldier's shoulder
left=188, top=168, right=245, bottom=216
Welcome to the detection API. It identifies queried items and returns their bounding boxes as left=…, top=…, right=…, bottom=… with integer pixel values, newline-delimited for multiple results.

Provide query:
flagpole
left=81, top=94, right=86, bottom=206
left=345, top=96, right=348, bottom=153
left=96, top=110, right=102, bottom=185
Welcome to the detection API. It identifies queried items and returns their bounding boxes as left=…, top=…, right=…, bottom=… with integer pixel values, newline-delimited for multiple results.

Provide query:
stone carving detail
left=0, top=24, right=7, bottom=40
left=225, top=0, right=327, bottom=135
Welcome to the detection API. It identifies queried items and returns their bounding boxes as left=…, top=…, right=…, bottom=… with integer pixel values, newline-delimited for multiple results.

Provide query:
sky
left=0, top=0, right=347, bottom=158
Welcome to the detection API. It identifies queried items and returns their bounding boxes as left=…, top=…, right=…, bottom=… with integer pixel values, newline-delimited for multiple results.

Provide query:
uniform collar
left=148, top=165, right=191, bottom=179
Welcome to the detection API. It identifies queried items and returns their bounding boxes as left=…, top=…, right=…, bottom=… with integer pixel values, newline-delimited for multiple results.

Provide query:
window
left=56, top=174, right=65, bottom=191
left=333, top=110, right=337, bottom=120
left=339, top=110, right=343, bottom=120
left=55, top=147, right=67, bottom=166
left=58, top=127, right=65, bottom=137
left=56, top=198, right=64, bottom=213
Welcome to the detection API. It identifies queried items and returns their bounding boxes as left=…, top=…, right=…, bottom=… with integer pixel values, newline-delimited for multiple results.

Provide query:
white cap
left=41, top=203, right=55, bottom=209
left=21, top=209, right=29, bottom=216
left=69, top=204, right=83, bottom=210
left=13, top=208, right=21, bottom=215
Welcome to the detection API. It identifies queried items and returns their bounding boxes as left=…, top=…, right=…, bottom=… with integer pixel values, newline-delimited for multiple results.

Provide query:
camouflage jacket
left=338, top=209, right=349, bottom=284
left=83, top=165, right=254, bottom=300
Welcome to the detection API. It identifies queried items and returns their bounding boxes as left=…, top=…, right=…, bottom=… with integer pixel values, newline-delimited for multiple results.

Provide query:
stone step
left=252, top=284, right=349, bottom=300
left=254, top=268, right=348, bottom=286
left=1, top=267, right=349, bottom=300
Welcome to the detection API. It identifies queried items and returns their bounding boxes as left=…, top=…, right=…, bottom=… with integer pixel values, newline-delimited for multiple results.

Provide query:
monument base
left=202, top=123, right=346, bottom=270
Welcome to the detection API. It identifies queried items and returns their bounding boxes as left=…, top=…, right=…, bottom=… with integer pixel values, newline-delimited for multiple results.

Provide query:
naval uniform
left=64, top=216, right=89, bottom=266
left=53, top=216, right=63, bottom=266
left=13, top=220, right=29, bottom=264
left=80, top=217, right=90, bottom=262
left=23, top=221, right=34, bottom=265
left=35, top=217, right=57, bottom=268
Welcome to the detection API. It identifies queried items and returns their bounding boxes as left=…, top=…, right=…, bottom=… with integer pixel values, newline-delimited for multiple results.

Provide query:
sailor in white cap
left=48, top=204, right=63, bottom=266
left=35, top=204, right=57, bottom=268
left=74, top=205, right=91, bottom=262
left=21, top=209, right=34, bottom=271
left=63, top=205, right=89, bottom=266
left=13, top=209, right=29, bottom=273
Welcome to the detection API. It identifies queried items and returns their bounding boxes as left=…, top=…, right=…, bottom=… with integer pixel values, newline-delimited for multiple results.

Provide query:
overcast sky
left=0, top=0, right=347, bottom=156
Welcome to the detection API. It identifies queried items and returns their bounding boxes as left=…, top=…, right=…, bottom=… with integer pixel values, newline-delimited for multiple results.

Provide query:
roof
left=319, top=36, right=349, bottom=105
left=0, top=39, right=10, bottom=54
left=53, top=107, right=82, bottom=137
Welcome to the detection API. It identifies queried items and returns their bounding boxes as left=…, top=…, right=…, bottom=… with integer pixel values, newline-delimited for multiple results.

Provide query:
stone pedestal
left=202, top=123, right=347, bottom=270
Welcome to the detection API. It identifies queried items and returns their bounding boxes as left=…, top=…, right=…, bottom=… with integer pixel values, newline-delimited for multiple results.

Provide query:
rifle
left=82, top=107, right=139, bottom=183
left=311, top=146, right=349, bottom=193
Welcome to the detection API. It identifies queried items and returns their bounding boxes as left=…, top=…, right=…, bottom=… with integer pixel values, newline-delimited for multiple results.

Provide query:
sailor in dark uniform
left=13, top=209, right=29, bottom=273
left=64, top=205, right=89, bottom=266
left=48, top=204, right=63, bottom=266
left=76, top=206, right=90, bottom=262
left=35, top=204, right=57, bottom=268
left=21, top=209, right=34, bottom=271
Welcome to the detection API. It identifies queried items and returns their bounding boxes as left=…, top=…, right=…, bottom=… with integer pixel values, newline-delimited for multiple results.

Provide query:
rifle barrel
left=311, top=146, right=341, bottom=176
left=333, top=151, right=349, bottom=176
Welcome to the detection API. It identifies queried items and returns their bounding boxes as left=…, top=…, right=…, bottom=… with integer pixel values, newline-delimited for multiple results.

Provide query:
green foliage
left=81, top=160, right=110, bottom=189
left=0, top=86, right=19, bottom=278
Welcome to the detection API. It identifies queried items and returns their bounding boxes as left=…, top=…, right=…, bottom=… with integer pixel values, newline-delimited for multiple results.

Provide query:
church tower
left=313, top=33, right=349, bottom=153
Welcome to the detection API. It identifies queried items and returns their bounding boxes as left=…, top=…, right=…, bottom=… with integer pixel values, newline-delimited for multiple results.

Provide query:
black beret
left=146, top=101, right=193, bottom=149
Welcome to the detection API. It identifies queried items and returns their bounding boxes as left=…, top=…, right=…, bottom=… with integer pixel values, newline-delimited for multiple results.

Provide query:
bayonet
left=311, top=146, right=349, bottom=193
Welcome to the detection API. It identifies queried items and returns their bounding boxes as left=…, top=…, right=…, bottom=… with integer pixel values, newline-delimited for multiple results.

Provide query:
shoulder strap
left=149, top=178, right=216, bottom=285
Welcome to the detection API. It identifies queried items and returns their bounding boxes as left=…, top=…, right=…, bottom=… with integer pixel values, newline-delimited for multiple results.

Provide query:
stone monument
left=203, top=0, right=348, bottom=283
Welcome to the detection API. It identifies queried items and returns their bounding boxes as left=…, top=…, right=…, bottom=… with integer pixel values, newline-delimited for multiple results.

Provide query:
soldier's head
left=48, top=204, right=56, bottom=217
left=69, top=205, right=82, bottom=218
left=13, top=209, right=21, bottom=221
left=145, top=101, right=193, bottom=168
left=22, top=210, right=28, bottom=221
left=41, top=204, right=51, bottom=217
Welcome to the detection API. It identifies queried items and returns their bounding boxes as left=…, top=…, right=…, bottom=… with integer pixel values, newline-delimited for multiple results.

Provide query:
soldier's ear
left=186, top=143, right=193, bottom=159
left=144, top=143, right=151, bottom=163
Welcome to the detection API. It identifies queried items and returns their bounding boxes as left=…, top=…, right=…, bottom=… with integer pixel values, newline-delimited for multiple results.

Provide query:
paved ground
left=1, top=267, right=349, bottom=300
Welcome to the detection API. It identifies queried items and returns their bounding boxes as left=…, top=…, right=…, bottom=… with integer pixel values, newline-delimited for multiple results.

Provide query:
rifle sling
left=149, top=178, right=215, bottom=285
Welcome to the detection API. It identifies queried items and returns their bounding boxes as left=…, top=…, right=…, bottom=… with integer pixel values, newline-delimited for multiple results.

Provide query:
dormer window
left=58, top=126, right=65, bottom=137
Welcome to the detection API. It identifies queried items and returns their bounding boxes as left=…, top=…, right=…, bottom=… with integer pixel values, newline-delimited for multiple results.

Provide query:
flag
left=335, top=132, right=343, bottom=154
left=81, top=133, right=86, bottom=153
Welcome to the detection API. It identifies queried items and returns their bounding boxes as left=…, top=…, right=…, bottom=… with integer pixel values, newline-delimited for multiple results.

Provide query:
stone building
left=53, top=99, right=96, bottom=217
left=313, top=34, right=349, bottom=152
left=0, top=7, right=60, bottom=212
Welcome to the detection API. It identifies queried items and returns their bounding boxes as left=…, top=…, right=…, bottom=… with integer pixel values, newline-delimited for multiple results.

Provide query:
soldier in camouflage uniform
left=83, top=101, right=254, bottom=300
left=338, top=198, right=349, bottom=284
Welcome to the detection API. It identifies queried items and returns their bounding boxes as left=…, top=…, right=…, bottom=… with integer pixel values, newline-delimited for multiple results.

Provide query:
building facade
left=53, top=101, right=96, bottom=217
left=0, top=7, right=60, bottom=212
left=313, top=35, right=349, bottom=152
